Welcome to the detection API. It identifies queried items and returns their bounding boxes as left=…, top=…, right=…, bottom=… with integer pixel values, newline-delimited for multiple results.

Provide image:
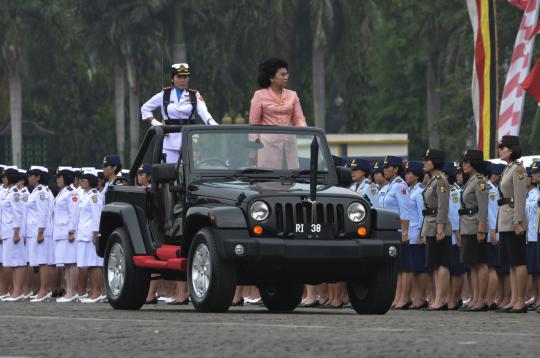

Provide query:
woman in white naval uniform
left=140, top=63, right=218, bottom=164
left=1, top=169, right=27, bottom=301
left=0, top=167, right=15, bottom=299
left=77, top=169, right=105, bottom=303
left=52, top=168, right=80, bottom=303
left=25, top=166, right=53, bottom=302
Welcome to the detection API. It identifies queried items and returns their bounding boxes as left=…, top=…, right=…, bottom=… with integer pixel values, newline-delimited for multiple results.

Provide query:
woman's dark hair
left=38, top=173, right=49, bottom=185
left=113, top=164, right=121, bottom=175
left=509, top=145, right=522, bottom=161
left=464, top=160, right=485, bottom=174
left=85, top=175, right=98, bottom=188
left=60, top=173, right=75, bottom=186
left=432, top=159, right=444, bottom=170
left=257, top=58, right=288, bottom=88
left=6, top=171, right=19, bottom=185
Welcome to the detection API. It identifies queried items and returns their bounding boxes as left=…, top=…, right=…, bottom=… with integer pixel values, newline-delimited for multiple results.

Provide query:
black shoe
left=508, top=306, right=527, bottom=313
left=145, top=297, right=158, bottom=305
left=466, top=304, right=489, bottom=312
left=231, top=298, right=244, bottom=307
left=325, top=303, right=344, bottom=309
left=411, top=301, right=429, bottom=310
left=527, top=303, right=538, bottom=311
left=300, top=300, right=320, bottom=308
left=423, top=303, right=448, bottom=311
left=495, top=306, right=513, bottom=313
left=488, top=303, right=498, bottom=311
left=394, top=301, right=412, bottom=310
left=458, top=306, right=471, bottom=312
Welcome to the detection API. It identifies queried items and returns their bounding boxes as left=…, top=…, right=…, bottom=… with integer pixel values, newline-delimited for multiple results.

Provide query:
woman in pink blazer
left=248, top=58, right=307, bottom=170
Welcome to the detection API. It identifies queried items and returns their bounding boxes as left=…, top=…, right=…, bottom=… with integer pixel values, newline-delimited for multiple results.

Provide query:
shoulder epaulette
left=188, top=88, right=197, bottom=93
left=365, top=179, right=372, bottom=184
left=434, top=174, right=441, bottom=179
left=163, top=85, right=172, bottom=91
left=13, top=188, right=18, bottom=193
left=419, top=183, right=426, bottom=189
left=396, top=178, right=403, bottom=183
left=67, top=186, right=73, bottom=191
left=37, top=185, right=42, bottom=191
left=91, top=189, right=98, bottom=194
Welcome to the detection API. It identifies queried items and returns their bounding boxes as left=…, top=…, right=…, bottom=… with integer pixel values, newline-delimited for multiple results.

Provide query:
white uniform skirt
left=26, top=235, right=50, bottom=267
left=163, top=148, right=180, bottom=164
left=54, top=239, right=77, bottom=265
left=0, top=242, right=3, bottom=264
left=77, top=241, right=103, bottom=268
left=46, top=235, right=56, bottom=266
left=2, top=237, right=28, bottom=267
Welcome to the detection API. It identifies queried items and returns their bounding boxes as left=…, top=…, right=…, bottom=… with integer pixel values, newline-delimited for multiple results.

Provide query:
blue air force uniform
left=348, top=158, right=378, bottom=207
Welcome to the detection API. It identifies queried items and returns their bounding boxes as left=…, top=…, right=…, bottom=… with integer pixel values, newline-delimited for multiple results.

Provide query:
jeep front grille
left=274, top=202, right=345, bottom=236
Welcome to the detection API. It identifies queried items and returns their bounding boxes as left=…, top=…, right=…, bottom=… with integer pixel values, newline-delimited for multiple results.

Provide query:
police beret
left=138, top=163, right=152, bottom=175
left=531, top=161, right=539, bottom=174
left=103, top=155, right=121, bottom=168
left=96, top=170, right=105, bottom=179
left=404, top=160, right=424, bottom=174
left=526, top=167, right=532, bottom=177
left=461, top=149, right=483, bottom=163
left=371, top=161, right=383, bottom=174
left=423, top=148, right=445, bottom=162
left=490, top=163, right=505, bottom=175
left=498, top=135, right=520, bottom=149
left=348, top=158, right=371, bottom=173
left=382, top=156, right=403, bottom=169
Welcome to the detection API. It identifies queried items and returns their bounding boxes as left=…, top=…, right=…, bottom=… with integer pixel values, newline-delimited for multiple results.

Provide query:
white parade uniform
left=25, top=184, right=51, bottom=266
left=52, top=184, right=80, bottom=265
left=44, top=187, right=56, bottom=265
left=140, top=87, right=218, bottom=163
left=1, top=186, right=27, bottom=267
left=0, top=185, right=9, bottom=264
left=76, top=189, right=103, bottom=267
left=19, top=186, right=30, bottom=262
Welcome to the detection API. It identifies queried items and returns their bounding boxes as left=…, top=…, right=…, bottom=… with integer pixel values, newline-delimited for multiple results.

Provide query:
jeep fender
left=371, top=208, right=401, bottom=231
left=98, top=202, right=150, bottom=257
left=181, top=206, right=248, bottom=256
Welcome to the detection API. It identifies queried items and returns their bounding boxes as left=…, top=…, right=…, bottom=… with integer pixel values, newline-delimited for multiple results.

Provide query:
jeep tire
left=258, top=283, right=304, bottom=312
left=188, top=228, right=236, bottom=312
left=347, top=261, right=398, bottom=315
left=104, top=227, right=150, bottom=310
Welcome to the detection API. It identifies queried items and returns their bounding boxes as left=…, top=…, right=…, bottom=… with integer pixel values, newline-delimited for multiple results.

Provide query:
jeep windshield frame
left=181, top=125, right=338, bottom=186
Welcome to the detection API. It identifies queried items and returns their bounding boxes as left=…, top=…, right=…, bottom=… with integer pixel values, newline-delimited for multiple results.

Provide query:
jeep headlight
left=250, top=201, right=270, bottom=221
left=347, top=202, right=366, bottom=223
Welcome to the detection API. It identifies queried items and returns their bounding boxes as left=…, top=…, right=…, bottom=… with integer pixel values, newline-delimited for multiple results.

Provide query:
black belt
left=458, top=207, right=478, bottom=216
left=422, top=208, right=437, bottom=216
left=497, top=197, right=514, bottom=206
left=537, top=200, right=540, bottom=208
left=164, top=118, right=195, bottom=125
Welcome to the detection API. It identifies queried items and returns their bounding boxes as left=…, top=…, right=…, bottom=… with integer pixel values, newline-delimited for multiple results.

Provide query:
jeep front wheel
left=258, top=283, right=303, bottom=312
left=188, top=228, right=236, bottom=312
left=104, top=227, right=150, bottom=310
left=347, top=261, right=398, bottom=315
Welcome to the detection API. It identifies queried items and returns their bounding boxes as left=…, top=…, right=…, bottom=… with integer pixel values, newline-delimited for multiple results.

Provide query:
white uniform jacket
left=52, top=185, right=80, bottom=241
left=76, top=189, right=102, bottom=242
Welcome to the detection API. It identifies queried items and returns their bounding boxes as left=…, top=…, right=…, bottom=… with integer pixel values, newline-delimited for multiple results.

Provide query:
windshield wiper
left=225, top=168, right=274, bottom=180
left=282, top=169, right=328, bottom=183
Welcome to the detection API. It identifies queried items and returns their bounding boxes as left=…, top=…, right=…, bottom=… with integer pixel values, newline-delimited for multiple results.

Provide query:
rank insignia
left=91, top=195, right=98, bottom=203
left=440, top=185, right=446, bottom=193
left=489, top=193, right=496, bottom=201
left=452, top=195, right=458, bottom=203
left=518, top=169, right=525, bottom=180
left=479, top=182, right=486, bottom=191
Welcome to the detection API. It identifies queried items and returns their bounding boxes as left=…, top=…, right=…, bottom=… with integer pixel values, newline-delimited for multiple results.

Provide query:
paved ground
left=0, top=302, right=539, bottom=358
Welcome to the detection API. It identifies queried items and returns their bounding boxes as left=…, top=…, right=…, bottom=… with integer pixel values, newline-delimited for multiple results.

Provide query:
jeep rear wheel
left=347, top=261, right=398, bottom=315
left=188, top=228, right=236, bottom=312
left=104, top=227, right=150, bottom=310
left=258, top=283, right=303, bottom=312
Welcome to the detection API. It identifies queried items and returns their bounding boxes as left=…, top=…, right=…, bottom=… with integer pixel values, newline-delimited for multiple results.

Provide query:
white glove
left=151, top=119, right=163, bottom=126
left=208, top=118, right=219, bottom=126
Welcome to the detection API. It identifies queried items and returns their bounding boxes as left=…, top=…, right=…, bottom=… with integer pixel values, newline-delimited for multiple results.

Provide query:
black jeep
left=98, top=125, right=400, bottom=314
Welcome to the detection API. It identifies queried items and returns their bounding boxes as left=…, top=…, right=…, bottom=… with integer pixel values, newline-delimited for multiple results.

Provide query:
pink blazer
left=248, top=88, right=307, bottom=170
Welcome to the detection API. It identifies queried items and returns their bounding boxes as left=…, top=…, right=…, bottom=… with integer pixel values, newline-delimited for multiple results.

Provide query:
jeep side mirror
left=336, top=166, right=352, bottom=188
left=152, top=163, right=178, bottom=184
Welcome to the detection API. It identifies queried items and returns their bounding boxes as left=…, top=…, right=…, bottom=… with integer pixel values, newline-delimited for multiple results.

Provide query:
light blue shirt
left=376, top=184, right=388, bottom=209
left=350, top=178, right=379, bottom=207
left=487, top=181, right=499, bottom=241
left=408, top=183, right=424, bottom=244
left=449, top=184, right=461, bottom=245
left=526, top=187, right=538, bottom=242
left=380, top=177, right=410, bottom=221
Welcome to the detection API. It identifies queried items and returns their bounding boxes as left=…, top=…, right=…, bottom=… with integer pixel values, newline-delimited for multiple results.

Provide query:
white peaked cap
left=30, top=165, right=49, bottom=173
left=82, top=168, right=98, bottom=176
left=18, top=169, right=27, bottom=174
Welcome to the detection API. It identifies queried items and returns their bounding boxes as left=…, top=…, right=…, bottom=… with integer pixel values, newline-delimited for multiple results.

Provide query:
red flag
left=509, top=0, right=529, bottom=10
left=522, top=58, right=540, bottom=103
